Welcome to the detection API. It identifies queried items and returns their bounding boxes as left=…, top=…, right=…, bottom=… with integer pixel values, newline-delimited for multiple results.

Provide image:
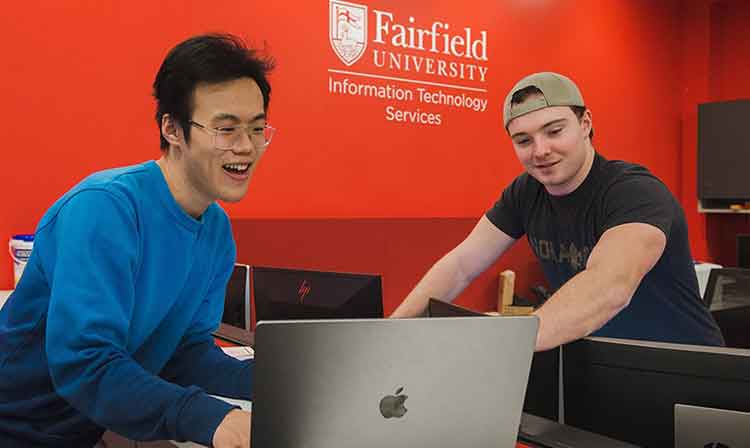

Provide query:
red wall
left=679, top=0, right=750, bottom=265
left=0, top=1, right=690, bottom=288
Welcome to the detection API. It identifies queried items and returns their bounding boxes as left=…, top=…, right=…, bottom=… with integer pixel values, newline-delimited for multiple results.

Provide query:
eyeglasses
left=189, top=120, right=276, bottom=150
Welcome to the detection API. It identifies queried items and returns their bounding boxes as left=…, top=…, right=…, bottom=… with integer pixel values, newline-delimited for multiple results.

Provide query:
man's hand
left=212, top=409, right=251, bottom=448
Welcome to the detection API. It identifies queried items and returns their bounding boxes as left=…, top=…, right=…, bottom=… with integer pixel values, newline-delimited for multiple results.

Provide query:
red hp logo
left=329, top=0, right=368, bottom=66
left=297, top=280, right=311, bottom=303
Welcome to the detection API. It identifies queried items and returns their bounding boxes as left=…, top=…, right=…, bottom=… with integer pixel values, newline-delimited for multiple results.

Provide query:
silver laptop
left=675, top=403, right=750, bottom=448
left=251, top=316, right=538, bottom=448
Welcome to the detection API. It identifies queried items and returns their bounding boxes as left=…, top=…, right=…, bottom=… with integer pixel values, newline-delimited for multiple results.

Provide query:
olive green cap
left=503, top=72, right=585, bottom=128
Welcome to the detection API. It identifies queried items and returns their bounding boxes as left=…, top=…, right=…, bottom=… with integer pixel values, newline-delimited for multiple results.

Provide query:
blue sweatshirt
left=0, top=161, right=252, bottom=447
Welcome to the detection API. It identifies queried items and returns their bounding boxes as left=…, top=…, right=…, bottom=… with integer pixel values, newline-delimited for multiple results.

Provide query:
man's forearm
left=390, top=254, right=472, bottom=318
left=533, top=223, right=665, bottom=351
left=161, top=338, right=253, bottom=400
left=532, top=268, right=633, bottom=351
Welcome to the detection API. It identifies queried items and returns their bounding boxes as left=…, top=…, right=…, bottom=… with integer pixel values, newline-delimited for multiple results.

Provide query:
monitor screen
left=214, top=264, right=253, bottom=346
left=252, top=266, right=383, bottom=325
left=563, top=337, right=750, bottom=447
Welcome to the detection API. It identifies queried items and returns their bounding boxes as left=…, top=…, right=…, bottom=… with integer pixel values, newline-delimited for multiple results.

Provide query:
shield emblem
left=329, top=0, right=367, bottom=66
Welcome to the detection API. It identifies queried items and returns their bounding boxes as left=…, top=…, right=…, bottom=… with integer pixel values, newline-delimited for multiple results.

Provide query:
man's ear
left=580, top=109, right=593, bottom=136
left=161, top=114, right=183, bottom=147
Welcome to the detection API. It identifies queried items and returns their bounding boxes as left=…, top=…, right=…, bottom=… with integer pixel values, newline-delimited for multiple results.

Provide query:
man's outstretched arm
left=391, top=215, right=516, bottom=318
left=532, top=222, right=666, bottom=351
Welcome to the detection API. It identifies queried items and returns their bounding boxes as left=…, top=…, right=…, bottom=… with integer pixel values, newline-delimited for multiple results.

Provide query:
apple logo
left=379, top=387, right=408, bottom=419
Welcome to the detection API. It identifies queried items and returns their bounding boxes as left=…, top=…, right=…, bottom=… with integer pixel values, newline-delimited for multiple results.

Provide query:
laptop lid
left=251, top=317, right=538, bottom=448
left=427, top=299, right=561, bottom=422
left=675, top=403, right=750, bottom=448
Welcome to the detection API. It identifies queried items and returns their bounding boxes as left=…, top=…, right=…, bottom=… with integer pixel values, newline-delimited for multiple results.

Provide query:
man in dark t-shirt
left=391, top=72, right=724, bottom=350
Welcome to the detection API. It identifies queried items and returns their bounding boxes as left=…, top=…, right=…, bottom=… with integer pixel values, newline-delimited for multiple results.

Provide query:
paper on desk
left=220, top=345, right=254, bottom=361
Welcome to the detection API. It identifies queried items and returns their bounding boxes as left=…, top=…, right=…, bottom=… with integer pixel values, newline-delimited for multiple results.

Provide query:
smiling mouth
left=535, top=160, right=560, bottom=169
left=223, top=163, right=251, bottom=175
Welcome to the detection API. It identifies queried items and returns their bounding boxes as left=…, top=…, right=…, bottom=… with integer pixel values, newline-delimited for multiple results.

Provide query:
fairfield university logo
left=328, top=1, right=489, bottom=82
left=329, top=0, right=368, bottom=66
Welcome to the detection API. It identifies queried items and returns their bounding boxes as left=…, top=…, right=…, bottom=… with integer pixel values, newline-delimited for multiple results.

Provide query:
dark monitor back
left=737, top=234, right=750, bottom=269
left=563, top=337, right=750, bottom=447
left=704, top=267, right=750, bottom=348
left=524, top=347, right=560, bottom=422
left=698, top=99, right=750, bottom=203
left=704, top=267, right=750, bottom=309
left=426, top=298, right=485, bottom=318
left=252, top=266, right=383, bottom=325
left=214, top=264, right=253, bottom=345
left=426, top=299, right=559, bottom=422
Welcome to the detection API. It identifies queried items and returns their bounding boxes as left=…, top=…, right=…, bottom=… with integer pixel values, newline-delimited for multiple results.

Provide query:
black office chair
left=703, top=267, right=750, bottom=348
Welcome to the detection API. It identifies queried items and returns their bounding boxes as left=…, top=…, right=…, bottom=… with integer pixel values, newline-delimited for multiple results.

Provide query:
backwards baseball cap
left=502, top=72, right=585, bottom=128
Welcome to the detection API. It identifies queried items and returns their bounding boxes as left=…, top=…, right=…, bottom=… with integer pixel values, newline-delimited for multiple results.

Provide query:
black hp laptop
left=252, top=266, right=383, bottom=322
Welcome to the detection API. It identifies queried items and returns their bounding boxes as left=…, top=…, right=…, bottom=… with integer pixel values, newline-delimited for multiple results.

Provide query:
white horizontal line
left=327, top=69, right=488, bottom=93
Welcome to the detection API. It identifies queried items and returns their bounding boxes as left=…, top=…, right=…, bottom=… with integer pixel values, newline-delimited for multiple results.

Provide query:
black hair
left=510, top=86, right=593, bottom=140
left=153, top=33, right=275, bottom=150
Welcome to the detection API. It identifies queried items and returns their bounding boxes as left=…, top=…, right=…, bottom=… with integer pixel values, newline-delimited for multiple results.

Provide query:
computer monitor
left=703, top=267, right=750, bottom=309
left=563, top=337, right=750, bottom=447
left=252, top=266, right=383, bottom=325
left=737, top=234, right=750, bottom=269
left=426, top=298, right=485, bottom=318
left=213, top=263, right=253, bottom=346
left=704, top=268, right=750, bottom=348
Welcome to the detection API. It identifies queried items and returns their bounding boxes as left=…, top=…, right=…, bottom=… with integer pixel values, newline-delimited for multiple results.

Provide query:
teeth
left=223, top=163, right=250, bottom=171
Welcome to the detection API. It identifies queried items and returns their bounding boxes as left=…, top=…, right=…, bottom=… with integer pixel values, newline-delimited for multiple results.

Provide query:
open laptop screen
left=252, top=266, right=383, bottom=325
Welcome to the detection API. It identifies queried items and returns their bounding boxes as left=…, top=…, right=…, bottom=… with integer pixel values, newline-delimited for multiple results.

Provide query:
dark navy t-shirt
left=486, top=153, right=724, bottom=346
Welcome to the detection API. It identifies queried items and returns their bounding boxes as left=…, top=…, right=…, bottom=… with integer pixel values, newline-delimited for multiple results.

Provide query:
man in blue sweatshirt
left=0, top=33, right=274, bottom=447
